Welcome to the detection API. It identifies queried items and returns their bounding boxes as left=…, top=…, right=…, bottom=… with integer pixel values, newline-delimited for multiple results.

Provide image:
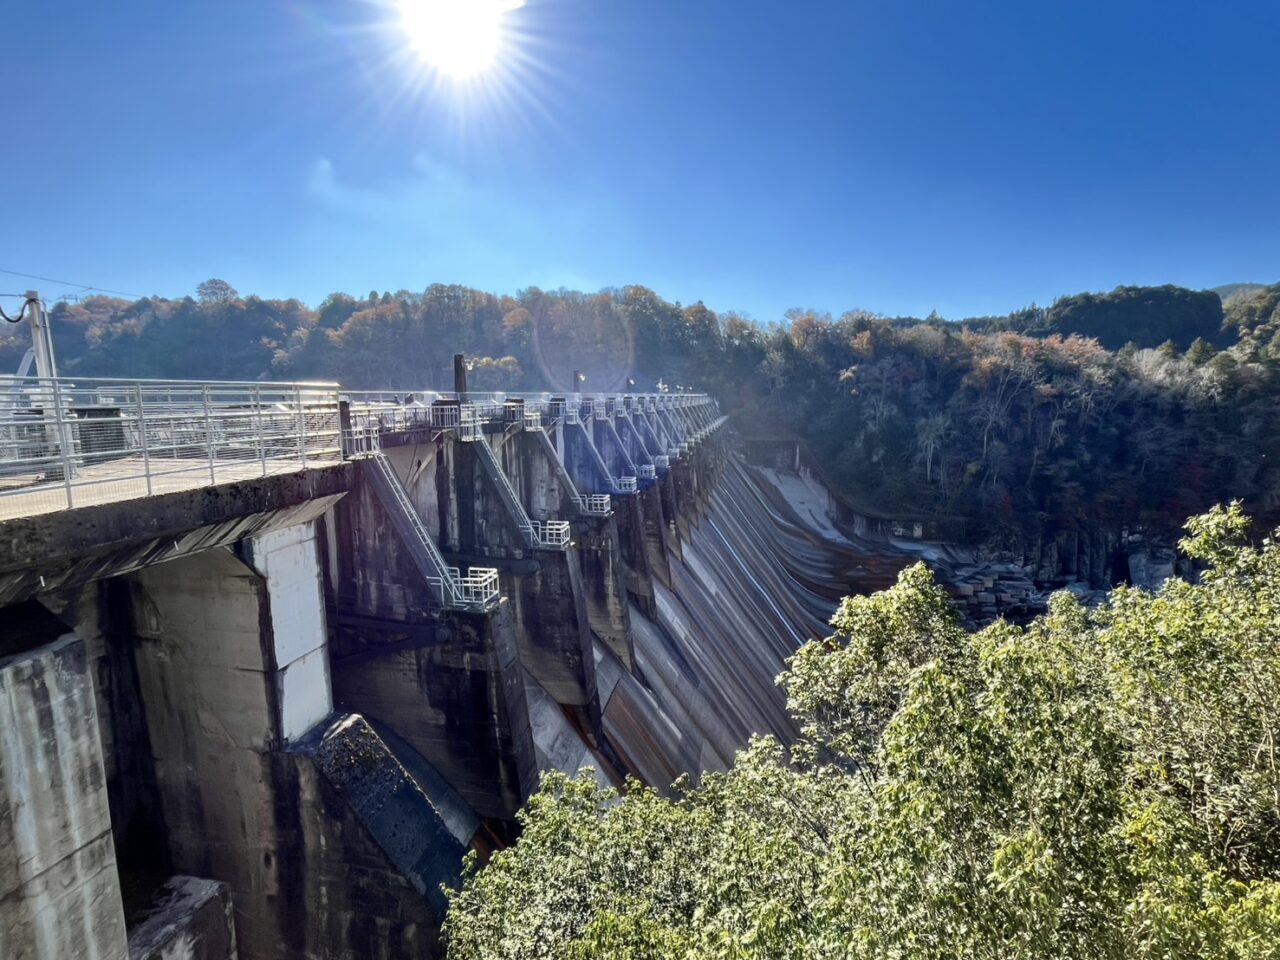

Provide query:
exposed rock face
left=742, top=437, right=1199, bottom=625
left=1126, top=546, right=1177, bottom=593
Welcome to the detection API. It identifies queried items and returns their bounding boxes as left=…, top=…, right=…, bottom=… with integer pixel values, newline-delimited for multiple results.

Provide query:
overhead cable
left=0, top=267, right=143, bottom=300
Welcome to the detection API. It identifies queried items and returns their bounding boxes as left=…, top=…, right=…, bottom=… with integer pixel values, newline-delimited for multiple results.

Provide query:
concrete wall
left=242, top=524, right=333, bottom=743
left=570, top=517, right=633, bottom=669
left=126, top=546, right=306, bottom=958
left=326, top=466, right=538, bottom=829
left=123, top=520, right=452, bottom=960
left=330, top=604, right=536, bottom=829
left=0, top=630, right=129, bottom=960
left=127, top=877, right=237, bottom=960
left=39, top=581, right=173, bottom=907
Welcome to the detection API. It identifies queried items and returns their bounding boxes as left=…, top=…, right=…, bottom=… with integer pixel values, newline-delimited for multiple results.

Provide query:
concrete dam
left=0, top=373, right=910, bottom=960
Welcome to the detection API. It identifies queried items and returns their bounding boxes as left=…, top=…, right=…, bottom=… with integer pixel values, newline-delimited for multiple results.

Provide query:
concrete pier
left=0, top=622, right=128, bottom=960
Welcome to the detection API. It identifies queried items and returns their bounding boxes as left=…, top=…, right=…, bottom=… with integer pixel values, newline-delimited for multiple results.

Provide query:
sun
left=398, top=0, right=523, bottom=79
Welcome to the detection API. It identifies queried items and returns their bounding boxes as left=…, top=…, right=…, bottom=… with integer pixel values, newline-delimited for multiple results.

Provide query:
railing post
left=255, top=385, right=266, bottom=476
left=332, top=386, right=343, bottom=458
left=49, top=377, right=74, bottom=508
left=136, top=382, right=152, bottom=496
left=202, top=384, right=217, bottom=484
left=295, top=385, right=307, bottom=467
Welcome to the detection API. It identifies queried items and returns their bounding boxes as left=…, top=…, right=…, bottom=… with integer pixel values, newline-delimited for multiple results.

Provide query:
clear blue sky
left=3, top=0, right=1277, bottom=321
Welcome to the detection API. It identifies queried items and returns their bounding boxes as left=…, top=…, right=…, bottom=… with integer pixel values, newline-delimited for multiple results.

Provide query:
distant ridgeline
left=7, top=279, right=1280, bottom=551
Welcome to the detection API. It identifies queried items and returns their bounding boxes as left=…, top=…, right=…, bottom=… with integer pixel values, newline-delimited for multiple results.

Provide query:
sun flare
left=398, top=0, right=523, bottom=78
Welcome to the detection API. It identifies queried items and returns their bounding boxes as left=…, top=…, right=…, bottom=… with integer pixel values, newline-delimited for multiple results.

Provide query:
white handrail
left=474, top=438, right=570, bottom=550
left=365, top=447, right=500, bottom=612
left=574, top=493, right=612, bottom=516
left=0, top=375, right=341, bottom=516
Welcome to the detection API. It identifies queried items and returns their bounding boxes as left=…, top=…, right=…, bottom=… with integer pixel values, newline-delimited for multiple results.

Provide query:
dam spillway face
left=0, top=384, right=910, bottom=959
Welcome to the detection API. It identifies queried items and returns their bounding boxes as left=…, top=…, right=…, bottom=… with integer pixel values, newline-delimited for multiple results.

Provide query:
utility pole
left=26, top=291, right=59, bottom=381
left=23, top=291, right=76, bottom=482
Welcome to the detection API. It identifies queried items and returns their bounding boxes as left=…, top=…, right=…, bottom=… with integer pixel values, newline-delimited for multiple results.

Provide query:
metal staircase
left=530, top=429, right=612, bottom=517
left=472, top=438, right=571, bottom=549
left=363, top=450, right=500, bottom=612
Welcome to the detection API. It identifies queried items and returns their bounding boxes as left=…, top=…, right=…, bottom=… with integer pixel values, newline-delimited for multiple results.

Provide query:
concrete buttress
left=0, top=622, right=129, bottom=960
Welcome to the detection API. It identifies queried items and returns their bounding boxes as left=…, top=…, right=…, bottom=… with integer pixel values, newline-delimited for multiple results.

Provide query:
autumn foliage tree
left=9, top=281, right=1279, bottom=550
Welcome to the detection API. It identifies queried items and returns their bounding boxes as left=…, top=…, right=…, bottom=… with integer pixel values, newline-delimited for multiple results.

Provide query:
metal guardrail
left=472, top=437, right=571, bottom=550
left=459, top=411, right=484, bottom=442
left=574, top=493, right=612, bottom=516
left=638, top=464, right=656, bottom=480
left=448, top=566, right=503, bottom=609
left=615, top=476, right=638, bottom=494
left=653, top=455, right=670, bottom=469
left=364, top=444, right=500, bottom=612
left=0, top=376, right=721, bottom=518
left=347, top=400, right=459, bottom=439
left=529, top=519, right=571, bottom=547
left=0, top=376, right=342, bottom=515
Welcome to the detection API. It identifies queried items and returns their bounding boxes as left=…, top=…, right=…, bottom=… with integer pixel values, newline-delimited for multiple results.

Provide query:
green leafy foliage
left=445, top=506, right=1280, bottom=959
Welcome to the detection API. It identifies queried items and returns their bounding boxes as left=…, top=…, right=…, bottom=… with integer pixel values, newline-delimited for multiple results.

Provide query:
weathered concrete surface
left=330, top=602, right=537, bottom=831
left=615, top=414, right=655, bottom=466
left=0, top=463, right=350, bottom=607
left=242, top=524, right=333, bottom=743
left=382, top=433, right=602, bottom=746
left=521, top=430, right=586, bottom=519
left=573, top=517, right=634, bottom=669
left=0, top=629, right=129, bottom=960
left=521, top=671, right=614, bottom=789
left=126, top=547, right=298, bottom=958
left=127, top=877, right=237, bottom=960
left=475, top=436, right=601, bottom=740
left=637, top=483, right=674, bottom=589
left=611, top=492, right=657, bottom=617
left=524, top=429, right=635, bottom=669
left=255, top=731, right=440, bottom=960
left=561, top=422, right=613, bottom=495
left=591, top=419, right=636, bottom=481
left=296, top=715, right=466, bottom=915
left=124, top=534, right=451, bottom=959
left=326, top=463, right=538, bottom=827
left=38, top=583, right=173, bottom=917
left=500, top=547, right=601, bottom=742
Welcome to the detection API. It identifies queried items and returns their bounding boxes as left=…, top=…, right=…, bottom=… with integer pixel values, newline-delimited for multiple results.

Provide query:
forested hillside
left=7, top=280, right=1280, bottom=551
